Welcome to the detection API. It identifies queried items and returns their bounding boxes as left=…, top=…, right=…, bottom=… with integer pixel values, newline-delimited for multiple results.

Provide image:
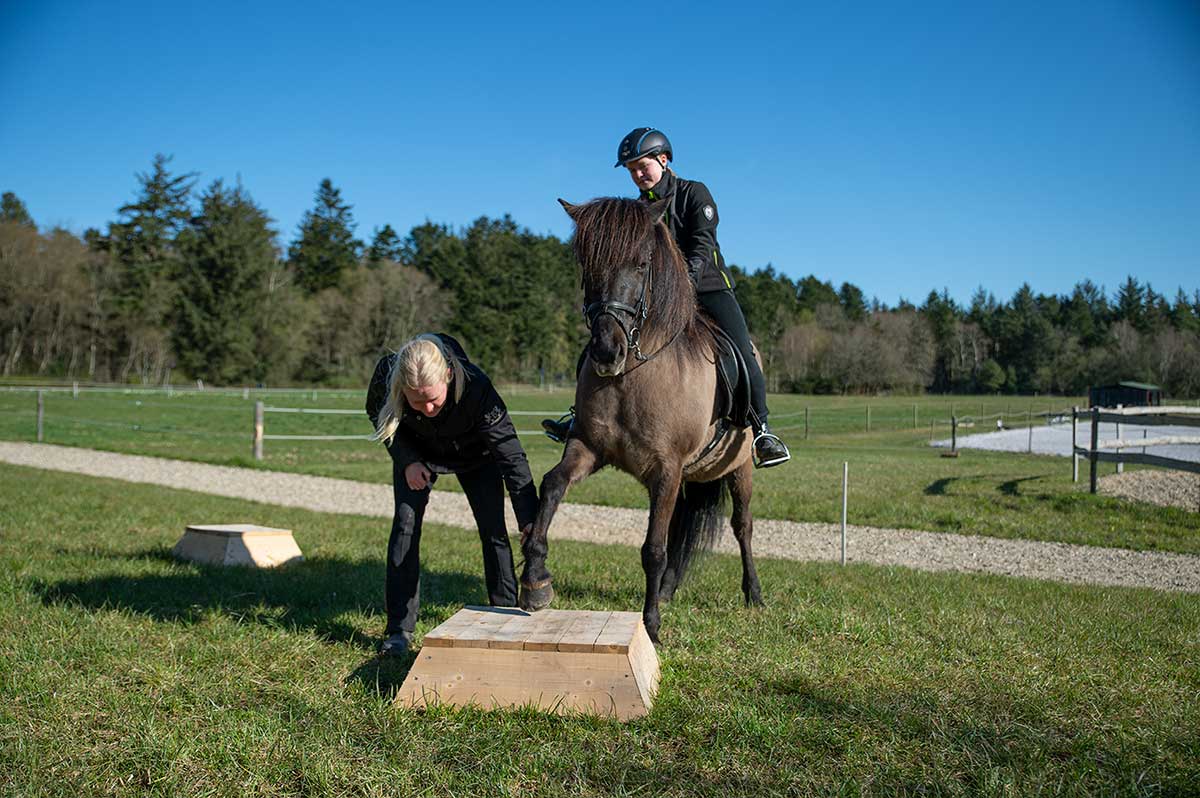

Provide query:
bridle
left=583, top=259, right=680, bottom=366
left=583, top=259, right=652, bottom=361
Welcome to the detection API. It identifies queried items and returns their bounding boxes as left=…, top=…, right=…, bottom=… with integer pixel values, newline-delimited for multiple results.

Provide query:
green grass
left=2, top=387, right=1198, bottom=555
left=1, top=462, right=1198, bottom=796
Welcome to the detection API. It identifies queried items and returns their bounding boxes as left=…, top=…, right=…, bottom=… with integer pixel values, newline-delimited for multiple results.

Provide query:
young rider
left=544, top=127, right=791, bottom=468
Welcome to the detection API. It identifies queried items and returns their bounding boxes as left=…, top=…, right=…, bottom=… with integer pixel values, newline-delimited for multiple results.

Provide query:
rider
left=543, top=127, right=791, bottom=468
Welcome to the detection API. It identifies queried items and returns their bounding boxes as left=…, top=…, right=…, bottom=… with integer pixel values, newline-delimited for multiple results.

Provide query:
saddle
left=709, top=325, right=753, bottom=430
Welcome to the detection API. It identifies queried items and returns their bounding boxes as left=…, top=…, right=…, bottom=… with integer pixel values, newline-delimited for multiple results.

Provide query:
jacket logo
left=703, top=205, right=714, bottom=221
left=483, top=405, right=505, bottom=426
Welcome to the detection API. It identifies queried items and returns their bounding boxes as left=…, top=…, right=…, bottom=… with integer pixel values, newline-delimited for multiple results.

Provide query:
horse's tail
left=666, top=478, right=727, bottom=589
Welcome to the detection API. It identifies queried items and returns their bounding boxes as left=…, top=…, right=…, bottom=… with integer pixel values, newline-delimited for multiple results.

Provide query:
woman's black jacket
left=365, top=334, right=538, bottom=529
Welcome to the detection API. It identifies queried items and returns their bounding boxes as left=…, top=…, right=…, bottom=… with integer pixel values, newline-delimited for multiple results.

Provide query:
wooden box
left=397, top=606, right=660, bottom=720
left=173, top=524, right=303, bottom=567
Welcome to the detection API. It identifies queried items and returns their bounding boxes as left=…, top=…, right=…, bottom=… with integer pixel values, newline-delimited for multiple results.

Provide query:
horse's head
left=560, top=197, right=688, bottom=377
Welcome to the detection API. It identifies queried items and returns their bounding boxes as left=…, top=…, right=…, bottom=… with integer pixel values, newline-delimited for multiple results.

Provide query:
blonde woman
left=365, top=333, right=538, bottom=656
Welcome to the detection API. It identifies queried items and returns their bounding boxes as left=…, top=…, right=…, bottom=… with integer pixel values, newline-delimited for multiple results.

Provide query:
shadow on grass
left=31, top=551, right=488, bottom=654
left=999, top=475, right=1044, bottom=496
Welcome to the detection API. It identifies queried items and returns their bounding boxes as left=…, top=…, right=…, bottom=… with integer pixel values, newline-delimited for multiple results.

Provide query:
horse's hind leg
left=518, top=439, right=600, bottom=612
left=728, top=459, right=763, bottom=606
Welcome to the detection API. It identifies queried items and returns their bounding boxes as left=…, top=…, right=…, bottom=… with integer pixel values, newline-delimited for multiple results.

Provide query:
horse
left=518, top=196, right=763, bottom=643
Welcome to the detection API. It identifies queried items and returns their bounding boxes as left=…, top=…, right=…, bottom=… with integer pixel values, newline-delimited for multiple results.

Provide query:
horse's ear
left=646, top=197, right=670, bottom=225
left=558, top=198, right=581, bottom=220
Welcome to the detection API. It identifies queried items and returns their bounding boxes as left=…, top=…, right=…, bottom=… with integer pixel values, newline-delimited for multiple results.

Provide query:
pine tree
left=1, top=192, right=35, bottom=228
left=96, top=154, right=196, bottom=382
left=366, top=224, right=403, bottom=267
left=288, top=179, right=361, bottom=294
left=173, top=180, right=279, bottom=383
left=838, top=281, right=868, bottom=322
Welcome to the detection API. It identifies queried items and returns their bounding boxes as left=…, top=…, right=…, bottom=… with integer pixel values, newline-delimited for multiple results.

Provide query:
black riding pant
left=385, top=459, right=518, bottom=635
left=698, top=289, right=768, bottom=429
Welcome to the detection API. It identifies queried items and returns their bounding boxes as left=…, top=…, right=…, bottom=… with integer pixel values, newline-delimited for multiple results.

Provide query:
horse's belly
left=684, top=426, right=753, bottom=482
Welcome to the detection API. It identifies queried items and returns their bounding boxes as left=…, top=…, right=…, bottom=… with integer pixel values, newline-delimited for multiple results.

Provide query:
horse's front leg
left=519, top=439, right=600, bottom=612
left=641, top=464, right=682, bottom=644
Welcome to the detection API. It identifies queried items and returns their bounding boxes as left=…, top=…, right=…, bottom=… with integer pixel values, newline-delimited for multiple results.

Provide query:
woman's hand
left=404, top=462, right=432, bottom=490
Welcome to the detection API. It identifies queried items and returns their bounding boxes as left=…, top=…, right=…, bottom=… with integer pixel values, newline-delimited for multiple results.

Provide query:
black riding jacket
left=365, top=334, right=538, bottom=528
left=641, top=170, right=735, bottom=294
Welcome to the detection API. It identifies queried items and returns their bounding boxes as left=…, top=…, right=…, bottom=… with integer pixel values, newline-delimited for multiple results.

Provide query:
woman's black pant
left=698, top=289, right=769, bottom=429
left=385, top=460, right=518, bottom=635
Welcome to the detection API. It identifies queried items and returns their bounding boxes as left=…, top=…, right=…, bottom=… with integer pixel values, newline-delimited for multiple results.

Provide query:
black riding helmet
left=615, top=127, right=672, bottom=167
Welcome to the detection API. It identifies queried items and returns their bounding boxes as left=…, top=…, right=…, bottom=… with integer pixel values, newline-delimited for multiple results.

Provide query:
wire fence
left=0, top=381, right=1108, bottom=466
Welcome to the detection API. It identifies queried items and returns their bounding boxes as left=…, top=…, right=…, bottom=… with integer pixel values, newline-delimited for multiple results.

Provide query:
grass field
left=2, top=386, right=1197, bottom=555
left=1, top=462, right=1198, bottom=796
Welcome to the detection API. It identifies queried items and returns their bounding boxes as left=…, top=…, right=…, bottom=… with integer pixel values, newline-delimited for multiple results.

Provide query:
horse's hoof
left=519, top=581, right=554, bottom=612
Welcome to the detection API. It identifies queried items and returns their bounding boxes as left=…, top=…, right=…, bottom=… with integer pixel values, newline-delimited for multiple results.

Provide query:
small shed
left=1088, top=381, right=1162, bottom=409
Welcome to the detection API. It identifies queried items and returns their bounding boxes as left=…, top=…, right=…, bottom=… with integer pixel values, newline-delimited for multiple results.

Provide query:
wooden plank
left=557, top=611, right=612, bottom=653
left=625, top=621, right=661, bottom=709
left=449, top=607, right=526, bottom=649
left=398, top=647, right=651, bottom=720
left=421, top=608, right=487, bottom=649
left=1095, top=405, right=1200, bottom=418
left=486, top=611, right=540, bottom=651
left=1094, top=411, right=1200, bottom=428
left=1092, top=450, right=1200, bottom=475
left=1095, top=435, right=1200, bottom=450
left=522, top=610, right=577, bottom=652
left=593, top=611, right=639, bottom=654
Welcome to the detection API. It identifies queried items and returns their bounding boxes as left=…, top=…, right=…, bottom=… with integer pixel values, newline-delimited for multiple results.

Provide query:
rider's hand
left=404, top=462, right=432, bottom=490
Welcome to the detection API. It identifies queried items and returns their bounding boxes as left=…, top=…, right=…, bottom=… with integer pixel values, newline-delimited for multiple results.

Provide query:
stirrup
left=752, top=430, right=791, bottom=469
left=541, top=407, right=575, bottom=443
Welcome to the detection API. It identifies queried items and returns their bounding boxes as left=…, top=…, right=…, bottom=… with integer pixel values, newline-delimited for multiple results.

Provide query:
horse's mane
left=570, top=197, right=709, bottom=353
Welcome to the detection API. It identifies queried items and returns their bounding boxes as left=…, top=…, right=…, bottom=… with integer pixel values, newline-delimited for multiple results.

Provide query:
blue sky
left=2, top=1, right=1198, bottom=307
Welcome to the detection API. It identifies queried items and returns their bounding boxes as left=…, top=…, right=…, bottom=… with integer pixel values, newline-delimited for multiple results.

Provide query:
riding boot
left=541, top=407, right=575, bottom=443
left=753, top=423, right=791, bottom=468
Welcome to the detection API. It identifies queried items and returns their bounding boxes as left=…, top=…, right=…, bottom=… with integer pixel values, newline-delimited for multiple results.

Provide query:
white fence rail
left=1072, top=405, right=1200, bottom=491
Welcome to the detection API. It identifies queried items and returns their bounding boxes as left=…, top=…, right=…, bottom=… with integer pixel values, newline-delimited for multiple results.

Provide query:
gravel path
left=3, top=441, right=1198, bottom=595
left=933, top=420, right=1200, bottom=463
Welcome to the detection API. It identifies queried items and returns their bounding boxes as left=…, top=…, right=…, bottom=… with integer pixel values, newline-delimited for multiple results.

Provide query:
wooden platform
left=173, top=524, right=303, bottom=568
left=397, top=606, right=660, bottom=720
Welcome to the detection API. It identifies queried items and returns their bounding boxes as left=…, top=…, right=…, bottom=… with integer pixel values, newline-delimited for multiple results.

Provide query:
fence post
left=841, top=462, right=848, bottom=566
left=1027, top=411, right=1034, bottom=454
left=929, top=420, right=935, bottom=443
left=804, top=406, right=809, bottom=441
left=913, top=403, right=918, bottom=430
left=1089, top=407, right=1099, bottom=494
left=1071, top=406, right=1079, bottom=482
left=36, top=390, right=44, bottom=442
left=243, top=386, right=249, bottom=400
left=1115, top=404, right=1123, bottom=474
left=254, top=401, right=264, bottom=461
left=951, top=415, right=957, bottom=452
left=865, top=405, right=870, bottom=432
left=72, top=381, right=79, bottom=399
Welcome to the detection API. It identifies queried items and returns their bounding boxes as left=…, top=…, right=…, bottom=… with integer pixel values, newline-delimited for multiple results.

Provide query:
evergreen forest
left=3, top=156, right=1198, bottom=396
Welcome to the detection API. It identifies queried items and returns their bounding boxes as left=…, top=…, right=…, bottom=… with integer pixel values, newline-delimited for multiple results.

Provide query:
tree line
left=3, top=155, right=1198, bottom=396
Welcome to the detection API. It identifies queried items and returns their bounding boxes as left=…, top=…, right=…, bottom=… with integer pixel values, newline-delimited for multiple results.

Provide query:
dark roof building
left=1088, top=381, right=1162, bottom=409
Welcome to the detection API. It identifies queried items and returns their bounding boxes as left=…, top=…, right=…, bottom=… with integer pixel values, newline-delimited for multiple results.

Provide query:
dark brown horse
left=518, top=196, right=763, bottom=643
